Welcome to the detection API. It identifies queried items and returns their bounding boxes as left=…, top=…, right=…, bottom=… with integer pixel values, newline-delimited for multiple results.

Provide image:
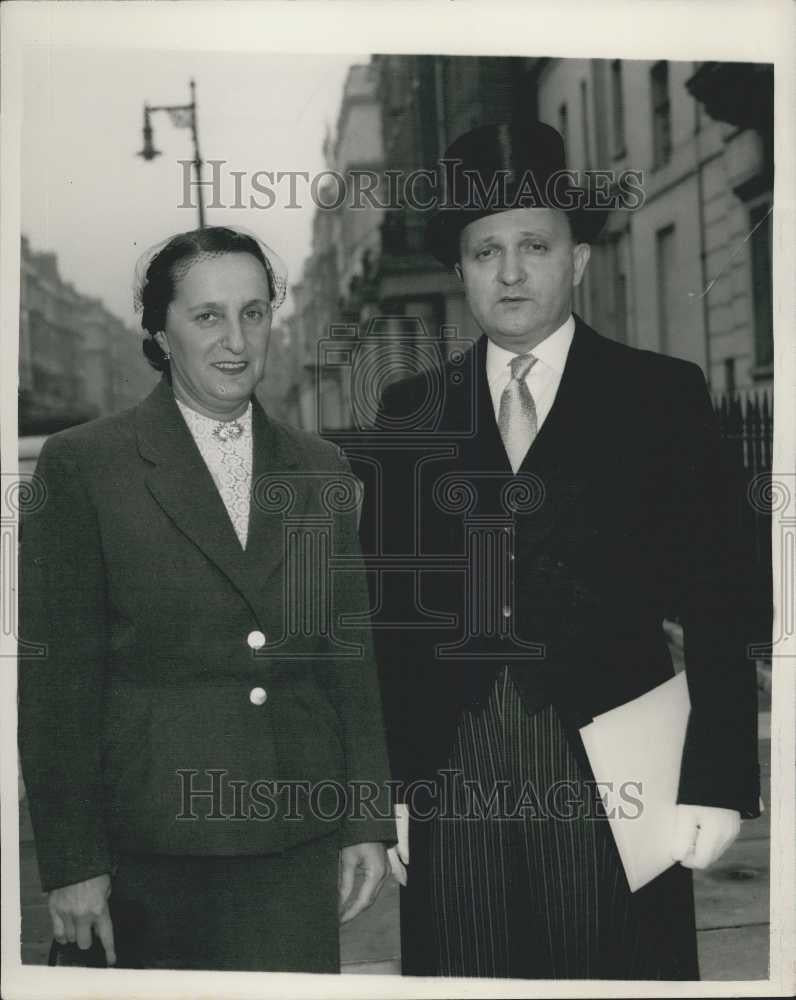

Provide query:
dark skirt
left=105, top=834, right=340, bottom=972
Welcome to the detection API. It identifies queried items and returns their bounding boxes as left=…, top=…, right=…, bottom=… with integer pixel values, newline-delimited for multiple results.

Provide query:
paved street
left=18, top=698, right=771, bottom=979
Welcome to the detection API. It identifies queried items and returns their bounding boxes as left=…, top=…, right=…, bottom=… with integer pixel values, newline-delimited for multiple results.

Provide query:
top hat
left=426, top=121, right=611, bottom=267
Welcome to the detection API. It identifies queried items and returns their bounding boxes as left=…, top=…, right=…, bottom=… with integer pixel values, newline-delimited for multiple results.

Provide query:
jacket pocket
left=101, top=678, right=348, bottom=855
left=102, top=681, right=281, bottom=854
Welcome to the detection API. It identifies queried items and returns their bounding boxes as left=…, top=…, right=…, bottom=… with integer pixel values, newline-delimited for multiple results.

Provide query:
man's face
left=456, top=207, right=590, bottom=353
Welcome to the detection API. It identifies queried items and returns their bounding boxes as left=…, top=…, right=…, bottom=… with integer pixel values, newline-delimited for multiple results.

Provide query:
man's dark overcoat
left=357, top=318, right=760, bottom=975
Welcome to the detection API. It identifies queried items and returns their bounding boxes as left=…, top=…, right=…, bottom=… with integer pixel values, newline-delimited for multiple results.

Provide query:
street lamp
left=137, top=78, right=205, bottom=228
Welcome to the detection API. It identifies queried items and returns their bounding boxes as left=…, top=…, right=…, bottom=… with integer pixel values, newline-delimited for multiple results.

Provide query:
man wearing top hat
left=361, top=122, right=760, bottom=979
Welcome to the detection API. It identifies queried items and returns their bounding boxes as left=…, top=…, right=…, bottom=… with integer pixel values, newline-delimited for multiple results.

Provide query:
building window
left=724, top=357, right=736, bottom=393
left=655, top=224, right=676, bottom=354
left=749, top=202, right=773, bottom=370
left=580, top=80, right=591, bottom=169
left=650, top=60, right=672, bottom=167
left=611, top=60, right=626, bottom=157
left=558, top=102, right=569, bottom=153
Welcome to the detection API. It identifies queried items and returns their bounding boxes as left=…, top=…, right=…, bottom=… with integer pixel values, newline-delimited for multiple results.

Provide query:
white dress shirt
left=176, top=399, right=253, bottom=549
left=485, top=314, right=575, bottom=433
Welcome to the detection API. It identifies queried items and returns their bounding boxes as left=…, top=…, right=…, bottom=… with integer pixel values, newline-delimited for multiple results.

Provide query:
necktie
left=497, top=353, right=538, bottom=473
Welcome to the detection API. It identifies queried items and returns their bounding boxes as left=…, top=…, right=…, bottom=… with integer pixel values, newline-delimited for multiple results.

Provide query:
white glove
left=387, top=803, right=409, bottom=886
left=670, top=804, right=741, bottom=869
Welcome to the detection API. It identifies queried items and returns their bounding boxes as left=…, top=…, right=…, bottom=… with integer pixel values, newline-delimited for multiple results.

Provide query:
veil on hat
left=133, top=224, right=288, bottom=315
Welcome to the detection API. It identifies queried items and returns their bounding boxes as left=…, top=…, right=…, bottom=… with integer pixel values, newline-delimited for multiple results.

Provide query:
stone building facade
left=288, top=63, right=385, bottom=432
left=19, top=236, right=155, bottom=435
left=539, top=57, right=773, bottom=390
left=288, top=55, right=773, bottom=432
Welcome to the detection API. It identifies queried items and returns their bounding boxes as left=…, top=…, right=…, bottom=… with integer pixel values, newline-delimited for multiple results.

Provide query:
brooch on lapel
left=212, top=420, right=244, bottom=442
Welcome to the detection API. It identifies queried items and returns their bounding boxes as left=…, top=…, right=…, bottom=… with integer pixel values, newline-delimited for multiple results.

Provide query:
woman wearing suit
left=19, top=226, right=394, bottom=971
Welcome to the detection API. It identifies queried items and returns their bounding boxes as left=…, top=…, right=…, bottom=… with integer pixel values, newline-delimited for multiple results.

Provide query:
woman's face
left=155, top=252, right=273, bottom=420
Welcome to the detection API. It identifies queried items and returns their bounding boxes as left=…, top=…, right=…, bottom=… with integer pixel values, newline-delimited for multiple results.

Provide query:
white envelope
left=579, top=671, right=691, bottom=892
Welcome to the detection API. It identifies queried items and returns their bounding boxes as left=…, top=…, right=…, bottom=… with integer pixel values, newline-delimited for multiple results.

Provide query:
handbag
left=47, top=936, right=107, bottom=967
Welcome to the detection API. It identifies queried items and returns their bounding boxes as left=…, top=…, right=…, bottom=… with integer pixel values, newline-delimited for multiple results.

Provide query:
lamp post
left=137, top=78, right=205, bottom=228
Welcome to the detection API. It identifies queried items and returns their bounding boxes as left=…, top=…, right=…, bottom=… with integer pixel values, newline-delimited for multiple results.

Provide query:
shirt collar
left=176, top=398, right=253, bottom=437
left=486, top=314, right=575, bottom=382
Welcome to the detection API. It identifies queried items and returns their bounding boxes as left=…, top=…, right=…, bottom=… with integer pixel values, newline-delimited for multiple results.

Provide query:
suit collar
left=175, top=397, right=254, bottom=439
left=245, top=396, right=306, bottom=585
left=136, top=379, right=299, bottom=472
left=485, top=314, right=575, bottom=385
left=445, top=318, right=607, bottom=544
left=135, top=380, right=302, bottom=621
left=516, top=315, right=605, bottom=476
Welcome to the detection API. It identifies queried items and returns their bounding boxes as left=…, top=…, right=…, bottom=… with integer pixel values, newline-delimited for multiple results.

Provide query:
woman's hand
left=387, top=803, right=409, bottom=886
left=338, top=842, right=389, bottom=924
left=48, top=873, right=116, bottom=965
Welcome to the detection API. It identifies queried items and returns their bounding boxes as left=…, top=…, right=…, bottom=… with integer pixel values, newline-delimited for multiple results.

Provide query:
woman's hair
left=137, top=226, right=282, bottom=374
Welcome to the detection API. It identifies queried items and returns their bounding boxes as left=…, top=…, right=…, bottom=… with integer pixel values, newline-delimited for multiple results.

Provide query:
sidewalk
left=692, top=701, right=771, bottom=981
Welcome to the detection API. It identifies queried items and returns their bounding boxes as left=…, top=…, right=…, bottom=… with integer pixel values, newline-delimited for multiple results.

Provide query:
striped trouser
left=421, top=667, right=698, bottom=979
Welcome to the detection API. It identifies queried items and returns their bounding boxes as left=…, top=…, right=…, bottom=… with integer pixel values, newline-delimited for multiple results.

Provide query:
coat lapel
left=447, top=319, right=607, bottom=547
left=515, top=319, right=606, bottom=549
left=245, top=395, right=305, bottom=591
left=520, top=317, right=605, bottom=479
left=136, top=381, right=300, bottom=618
left=454, top=334, right=511, bottom=475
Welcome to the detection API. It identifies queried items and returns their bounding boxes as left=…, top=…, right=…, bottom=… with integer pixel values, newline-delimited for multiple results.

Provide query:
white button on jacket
left=247, top=630, right=266, bottom=650
left=249, top=687, right=267, bottom=706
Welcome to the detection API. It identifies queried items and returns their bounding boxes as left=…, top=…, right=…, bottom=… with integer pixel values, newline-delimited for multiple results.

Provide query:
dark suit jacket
left=358, top=319, right=760, bottom=819
left=19, top=380, right=395, bottom=892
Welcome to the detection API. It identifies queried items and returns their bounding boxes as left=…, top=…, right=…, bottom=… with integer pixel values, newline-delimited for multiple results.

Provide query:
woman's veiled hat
left=427, top=121, right=611, bottom=267
left=133, top=224, right=289, bottom=375
left=133, top=224, right=288, bottom=315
